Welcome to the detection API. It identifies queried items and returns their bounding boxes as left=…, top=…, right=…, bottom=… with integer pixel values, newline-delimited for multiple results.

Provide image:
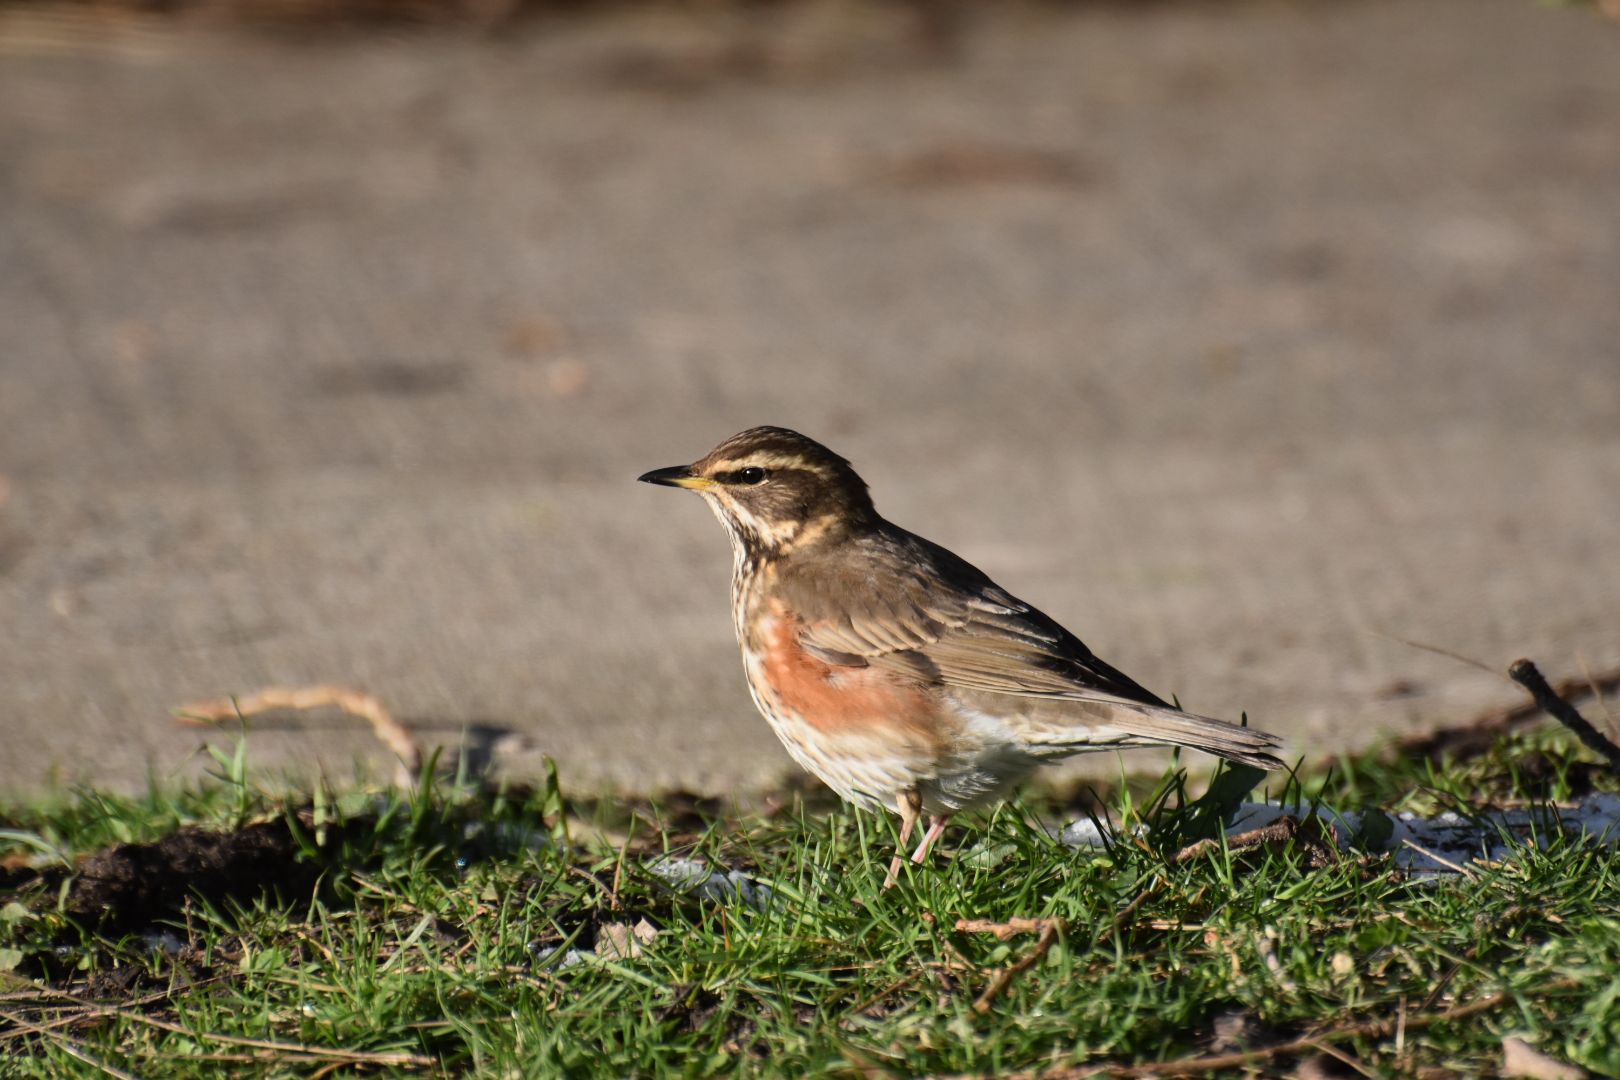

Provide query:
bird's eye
left=736, top=467, right=767, bottom=485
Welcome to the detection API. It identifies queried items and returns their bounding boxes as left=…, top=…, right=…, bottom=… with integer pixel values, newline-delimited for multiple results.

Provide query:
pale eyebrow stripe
left=707, top=453, right=835, bottom=477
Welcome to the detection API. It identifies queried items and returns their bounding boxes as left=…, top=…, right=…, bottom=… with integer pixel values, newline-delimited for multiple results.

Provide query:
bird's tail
left=1121, top=706, right=1286, bottom=770
left=1024, top=697, right=1287, bottom=770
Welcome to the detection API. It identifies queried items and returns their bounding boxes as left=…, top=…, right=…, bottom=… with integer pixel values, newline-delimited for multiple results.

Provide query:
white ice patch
left=1062, top=793, right=1620, bottom=876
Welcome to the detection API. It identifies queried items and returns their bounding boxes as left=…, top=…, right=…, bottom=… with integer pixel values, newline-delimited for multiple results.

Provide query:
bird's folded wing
left=786, top=532, right=1170, bottom=708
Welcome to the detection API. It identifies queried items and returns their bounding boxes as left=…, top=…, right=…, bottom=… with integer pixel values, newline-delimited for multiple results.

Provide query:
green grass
left=2, top=727, right=1618, bottom=1078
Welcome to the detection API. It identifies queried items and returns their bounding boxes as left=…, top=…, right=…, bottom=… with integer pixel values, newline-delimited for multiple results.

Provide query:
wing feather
left=779, top=527, right=1171, bottom=708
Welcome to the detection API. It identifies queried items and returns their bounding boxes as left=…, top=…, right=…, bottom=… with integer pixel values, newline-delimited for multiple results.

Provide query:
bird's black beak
left=637, top=464, right=715, bottom=490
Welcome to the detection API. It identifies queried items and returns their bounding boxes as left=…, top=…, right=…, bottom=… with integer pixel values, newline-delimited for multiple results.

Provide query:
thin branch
left=0, top=979, right=234, bottom=1043
left=1509, top=658, right=1620, bottom=774
left=9, top=997, right=434, bottom=1069
left=938, top=977, right=1578, bottom=1079
left=954, top=917, right=1052, bottom=942
left=1095, top=983, right=1534, bottom=1078
left=0, top=1008, right=147, bottom=1080
left=1399, top=840, right=1478, bottom=880
left=1095, top=881, right=1159, bottom=947
left=175, top=685, right=421, bottom=786
left=970, top=919, right=1063, bottom=1015
left=1171, top=815, right=1339, bottom=870
left=845, top=971, right=925, bottom=1019
left=1380, top=661, right=1620, bottom=764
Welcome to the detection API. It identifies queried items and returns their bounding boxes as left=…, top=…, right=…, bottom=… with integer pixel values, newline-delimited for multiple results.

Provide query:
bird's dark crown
left=640, top=426, right=878, bottom=556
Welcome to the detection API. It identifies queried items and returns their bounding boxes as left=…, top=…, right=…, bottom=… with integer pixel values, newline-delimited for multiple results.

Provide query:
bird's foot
left=910, top=815, right=951, bottom=865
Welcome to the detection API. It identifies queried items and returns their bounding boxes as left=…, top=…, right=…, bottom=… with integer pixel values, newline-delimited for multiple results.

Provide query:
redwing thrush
left=640, top=426, right=1284, bottom=886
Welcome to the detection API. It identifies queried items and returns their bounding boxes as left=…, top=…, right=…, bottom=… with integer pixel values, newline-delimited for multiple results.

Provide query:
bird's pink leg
left=884, top=791, right=923, bottom=889
left=910, top=814, right=952, bottom=865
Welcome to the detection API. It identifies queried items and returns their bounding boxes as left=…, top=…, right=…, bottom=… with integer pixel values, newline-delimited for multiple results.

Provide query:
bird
left=638, top=426, right=1284, bottom=886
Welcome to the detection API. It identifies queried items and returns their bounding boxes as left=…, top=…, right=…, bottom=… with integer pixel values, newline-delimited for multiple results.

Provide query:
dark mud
left=7, top=820, right=328, bottom=934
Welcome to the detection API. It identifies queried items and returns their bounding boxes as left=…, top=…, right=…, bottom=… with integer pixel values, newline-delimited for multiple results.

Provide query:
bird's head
left=638, top=426, right=877, bottom=559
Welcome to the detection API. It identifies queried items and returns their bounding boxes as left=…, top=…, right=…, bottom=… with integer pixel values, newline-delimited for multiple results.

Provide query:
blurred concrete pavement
left=2, top=0, right=1618, bottom=796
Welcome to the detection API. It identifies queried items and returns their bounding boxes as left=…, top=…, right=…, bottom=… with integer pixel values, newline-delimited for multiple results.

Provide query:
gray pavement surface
left=2, top=0, right=1618, bottom=797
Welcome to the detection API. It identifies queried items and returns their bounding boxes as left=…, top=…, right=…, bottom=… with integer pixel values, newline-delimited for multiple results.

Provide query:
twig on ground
left=0, top=1008, right=145, bottom=1080
left=939, top=977, right=1578, bottom=1078
left=846, top=971, right=926, bottom=1019
left=1170, top=816, right=1339, bottom=870
left=0, top=979, right=234, bottom=1043
left=1508, top=659, right=1620, bottom=774
left=1399, top=840, right=1478, bottom=880
left=5, top=985, right=432, bottom=1068
left=964, top=918, right=1064, bottom=1015
left=1095, top=882, right=1159, bottom=947
left=953, top=917, right=1051, bottom=942
left=17, top=997, right=434, bottom=1069
left=175, top=685, right=421, bottom=785
left=1383, top=661, right=1620, bottom=764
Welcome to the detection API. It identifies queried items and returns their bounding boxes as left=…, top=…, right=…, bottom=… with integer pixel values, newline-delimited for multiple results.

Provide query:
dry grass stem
left=175, top=685, right=421, bottom=785
left=969, top=918, right=1063, bottom=1015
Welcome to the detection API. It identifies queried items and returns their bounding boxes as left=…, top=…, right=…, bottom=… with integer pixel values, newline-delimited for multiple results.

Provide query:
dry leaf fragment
left=1502, top=1037, right=1586, bottom=1080
left=595, top=918, right=659, bottom=960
